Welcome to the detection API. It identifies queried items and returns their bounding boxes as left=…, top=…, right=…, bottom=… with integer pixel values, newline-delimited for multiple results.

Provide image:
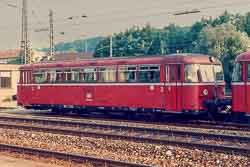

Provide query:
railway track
left=0, top=143, right=151, bottom=167
left=1, top=111, right=250, bottom=132
left=27, top=111, right=250, bottom=131
left=0, top=113, right=249, bottom=156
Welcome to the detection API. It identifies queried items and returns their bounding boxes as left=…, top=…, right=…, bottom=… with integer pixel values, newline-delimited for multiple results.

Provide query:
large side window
left=99, top=66, right=116, bottom=82
left=139, top=65, right=160, bottom=83
left=232, top=63, right=243, bottom=82
left=72, top=69, right=80, bottom=82
left=118, top=66, right=137, bottom=82
left=0, top=71, right=11, bottom=88
left=64, top=69, right=72, bottom=82
left=33, top=71, right=47, bottom=84
left=83, top=67, right=97, bottom=82
left=56, top=70, right=63, bottom=83
left=48, top=70, right=56, bottom=83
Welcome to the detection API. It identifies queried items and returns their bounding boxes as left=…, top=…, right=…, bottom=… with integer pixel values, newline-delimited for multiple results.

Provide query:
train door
left=165, top=64, right=181, bottom=112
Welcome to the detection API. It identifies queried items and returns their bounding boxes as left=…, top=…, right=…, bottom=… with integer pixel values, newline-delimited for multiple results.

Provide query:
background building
left=0, top=64, right=20, bottom=108
left=0, top=49, right=20, bottom=64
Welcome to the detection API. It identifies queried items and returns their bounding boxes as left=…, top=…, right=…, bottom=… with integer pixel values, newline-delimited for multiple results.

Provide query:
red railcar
left=17, top=54, right=225, bottom=114
left=232, top=52, right=250, bottom=115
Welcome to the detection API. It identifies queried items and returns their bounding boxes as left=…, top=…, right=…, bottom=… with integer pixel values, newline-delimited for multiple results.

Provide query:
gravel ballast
left=0, top=128, right=249, bottom=167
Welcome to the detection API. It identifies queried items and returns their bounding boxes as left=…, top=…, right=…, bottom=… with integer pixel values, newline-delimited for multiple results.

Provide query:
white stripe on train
left=18, top=82, right=225, bottom=87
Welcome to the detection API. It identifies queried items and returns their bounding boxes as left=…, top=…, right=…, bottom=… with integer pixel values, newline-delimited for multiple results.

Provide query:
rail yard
left=2, top=0, right=250, bottom=166
left=0, top=110, right=248, bottom=166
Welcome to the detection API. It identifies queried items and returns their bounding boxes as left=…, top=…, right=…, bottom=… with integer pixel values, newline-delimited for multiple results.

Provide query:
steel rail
left=0, top=122, right=249, bottom=156
left=1, top=112, right=250, bottom=132
left=0, top=115, right=249, bottom=142
left=0, top=143, right=152, bottom=167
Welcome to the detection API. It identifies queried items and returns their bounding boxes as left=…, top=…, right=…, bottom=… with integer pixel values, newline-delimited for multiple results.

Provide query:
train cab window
left=83, top=67, right=97, bottom=82
left=118, top=66, right=137, bottom=82
left=99, top=67, right=116, bottom=82
left=232, top=63, right=243, bottom=82
left=33, top=71, right=47, bottom=84
left=199, top=65, right=214, bottom=82
left=214, top=65, right=224, bottom=81
left=185, top=64, right=199, bottom=83
left=139, top=65, right=160, bottom=83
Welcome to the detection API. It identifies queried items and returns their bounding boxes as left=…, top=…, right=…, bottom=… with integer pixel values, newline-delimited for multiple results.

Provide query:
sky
left=0, top=0, right=250, bottom=50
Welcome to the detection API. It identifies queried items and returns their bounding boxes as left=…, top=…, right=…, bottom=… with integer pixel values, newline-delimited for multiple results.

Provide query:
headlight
left=203, top=89, right=208, bottom=96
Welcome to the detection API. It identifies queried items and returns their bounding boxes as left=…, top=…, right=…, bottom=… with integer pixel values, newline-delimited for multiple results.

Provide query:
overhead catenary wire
left=1, top=0, right=250, bottom=50
left=0, top=0, right=249, bottom=31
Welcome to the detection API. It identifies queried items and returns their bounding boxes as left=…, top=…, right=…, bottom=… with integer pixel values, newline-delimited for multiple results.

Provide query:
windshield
left=214, top=65, right=224, bottom=81
left=185, top=64, right=199, bottom=82
left=200, top=65, right=214, bottom=82
left=232, top=63, right=242, bottom=82
left=185, top=64, right=224, bottom=83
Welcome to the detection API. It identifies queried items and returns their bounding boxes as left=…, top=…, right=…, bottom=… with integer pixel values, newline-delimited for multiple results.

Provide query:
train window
left=99, top=67, right=116, bottom=82
left=185, top=64, right=199, bottom=82
left=83, top=67, right=97, bottom=82
left=248, top=64, right=250, bottom=81
left=72, top=69, right=80, bottom=82
left=56, top=70, right=63, bottom=82
left=48, top=70, right=56, bottom=83
left=232, top=63, right=243, bottom=82
left=214, top=65, right=224, bottom=81
left=118, top=66, right=136, bottom=82
left=139, top=65, right=160, bottom=83
left=33, top=71, right=47, bottom=84
left=200, top=65, right=214, bottom=82
left=64, top=70, right=72, bottom=82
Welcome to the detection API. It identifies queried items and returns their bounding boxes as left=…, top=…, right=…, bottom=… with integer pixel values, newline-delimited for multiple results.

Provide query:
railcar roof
left=20, top=53, right=221, bottom=69
left=236, top=52, right=250, bottom=62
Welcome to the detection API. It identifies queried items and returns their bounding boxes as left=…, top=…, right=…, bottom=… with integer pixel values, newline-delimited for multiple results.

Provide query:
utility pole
left=110, top=36, right=113, bottom=57
left=21, top=0, right=29, bottom=64
left=48, top=9, right=54, bottom=60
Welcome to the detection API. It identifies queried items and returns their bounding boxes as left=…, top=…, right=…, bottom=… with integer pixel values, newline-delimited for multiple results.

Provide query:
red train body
left=17, top=54, right=225, bottom=114
left=232, top=52, right=250, bottom=115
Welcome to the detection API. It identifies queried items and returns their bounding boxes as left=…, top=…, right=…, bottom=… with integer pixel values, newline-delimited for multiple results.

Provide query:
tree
left=194, top=23, right=250, bottom=83
left=244, top=12, right=250, bottom=36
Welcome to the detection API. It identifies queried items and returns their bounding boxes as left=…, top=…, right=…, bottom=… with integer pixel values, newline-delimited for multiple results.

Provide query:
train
left=17, top=53, right=227, bottom=116
left=232, top=52, right=250, bottom=116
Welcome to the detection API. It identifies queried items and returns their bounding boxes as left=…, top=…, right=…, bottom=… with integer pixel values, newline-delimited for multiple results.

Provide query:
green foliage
left=194, top=23, right=250, bottom=83
left=93, top=11, right=250, bottom=84
left=7, top=56, right=22, bottom=64
left=39, top=37, right=103, bottom=53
